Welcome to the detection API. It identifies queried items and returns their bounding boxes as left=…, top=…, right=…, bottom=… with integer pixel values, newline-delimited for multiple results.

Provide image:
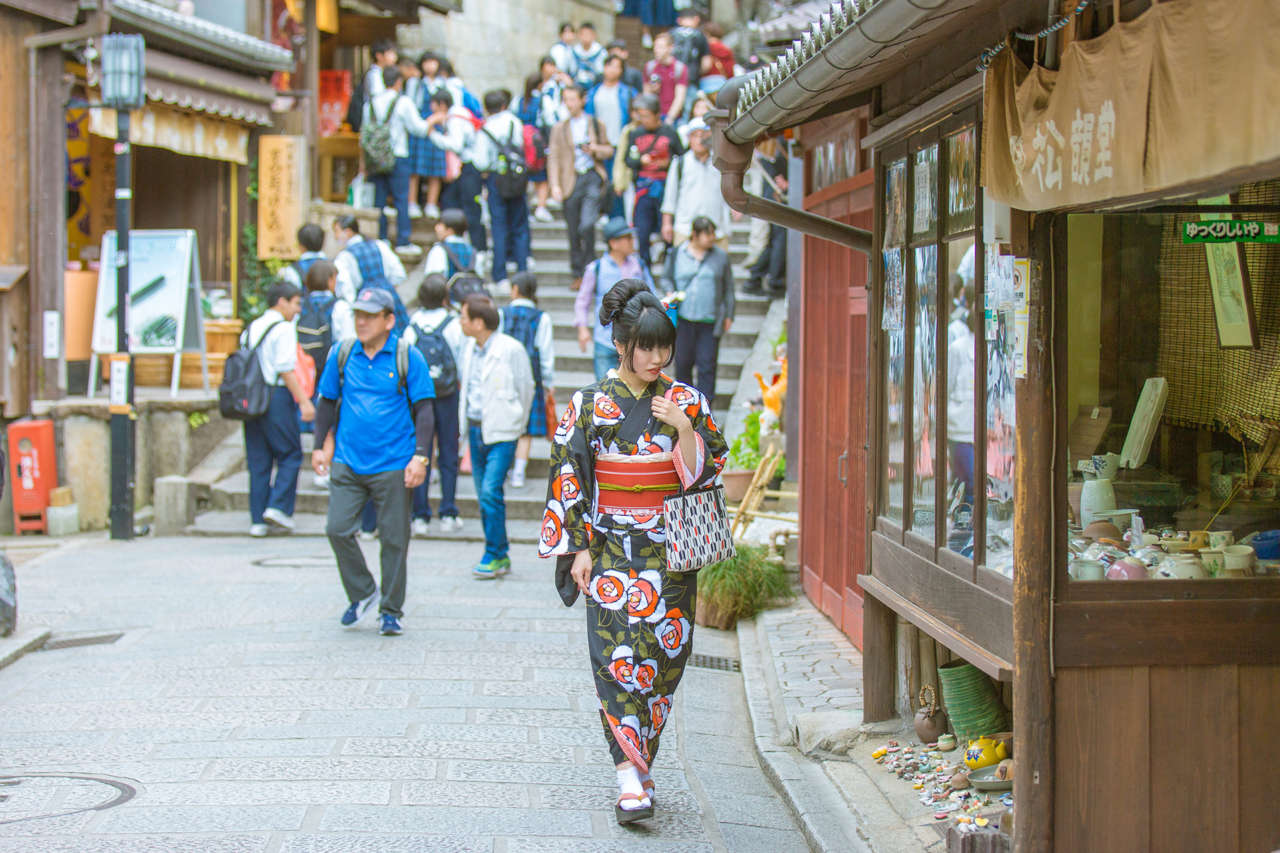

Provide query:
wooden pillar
left=30, top=44, right=67, bottom=402
left=303, top=0, right=321, bottom=202
left=862, top=592, right=897, bottom=721
left=1013, top=219, right=1055, bottom=853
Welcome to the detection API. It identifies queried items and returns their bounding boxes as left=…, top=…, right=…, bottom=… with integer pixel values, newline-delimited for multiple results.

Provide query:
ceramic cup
left=1073, top=559, right=1106, bottom=581
left=1188, top=530, right=1211, bottom=549
left=1198, top=548, right=1225, bottom=576
left=1224, top=544, right=1255, bottom=575
left=1106, top=559, right=1148, bottom=581
left=1207, top=530, right=1234, bottom=550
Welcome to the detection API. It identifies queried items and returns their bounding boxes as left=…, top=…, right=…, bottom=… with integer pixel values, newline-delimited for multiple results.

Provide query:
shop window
left=1062, top=186, right=1280, bottom=583
left=876, top=112, right=1013, bottom=578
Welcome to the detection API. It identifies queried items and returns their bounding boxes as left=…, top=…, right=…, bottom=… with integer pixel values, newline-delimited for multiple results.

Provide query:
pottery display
left=1249, top=530, right=1280, bottom=560
left=967, top=764, right=1014, bottom=792
left=1082, top=520, right=1123, bottom=542
left=1198, top=549, right=1225, bottom=576
left=936, top=733, right=957, bottom=751
left=1207, top=530, right=1235, bottom=550
left=1106, top=558, right=1148, bottom=580
left=1072, top=559, right=1106, bottom=581
left=1223, top=544, right=1255, bottom=576
left=1156, top=553, right=1207, bottom=580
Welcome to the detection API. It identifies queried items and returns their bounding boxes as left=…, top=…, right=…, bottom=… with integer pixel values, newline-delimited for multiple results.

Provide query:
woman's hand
left=571, top=549, right=593, bottom=595
left=652, top=395, right=693, bottom=434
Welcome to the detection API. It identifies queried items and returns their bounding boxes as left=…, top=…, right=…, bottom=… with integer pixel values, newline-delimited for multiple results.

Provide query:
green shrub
left=696, top=544, right=794, bottom=629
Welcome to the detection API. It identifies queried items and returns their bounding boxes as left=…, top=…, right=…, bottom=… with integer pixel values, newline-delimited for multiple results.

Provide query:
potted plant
left=724, top=410, right=764, bottom=502
left=695, top=544, right=794, bottom=630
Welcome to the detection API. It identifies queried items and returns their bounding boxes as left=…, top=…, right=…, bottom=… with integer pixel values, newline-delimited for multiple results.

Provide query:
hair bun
left=598, top=278, right=652, bottom=328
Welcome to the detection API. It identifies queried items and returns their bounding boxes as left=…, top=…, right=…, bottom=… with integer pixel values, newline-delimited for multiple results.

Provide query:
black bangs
left=629, top=304, right=676, bottom=352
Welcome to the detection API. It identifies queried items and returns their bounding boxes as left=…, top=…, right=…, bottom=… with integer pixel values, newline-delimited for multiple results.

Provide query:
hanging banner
left=257, top=135, right=309, bottom=260
left=982, top=0, right=1280, bottom=211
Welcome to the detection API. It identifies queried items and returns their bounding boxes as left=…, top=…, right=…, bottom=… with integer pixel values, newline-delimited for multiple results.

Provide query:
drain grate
left=689, top=653, right=741, bottom=672
left=41, top=631, right=124, bottom=651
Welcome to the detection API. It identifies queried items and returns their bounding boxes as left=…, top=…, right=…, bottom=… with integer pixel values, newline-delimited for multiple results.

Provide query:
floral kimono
left=540, top=373, right=728, bottom=773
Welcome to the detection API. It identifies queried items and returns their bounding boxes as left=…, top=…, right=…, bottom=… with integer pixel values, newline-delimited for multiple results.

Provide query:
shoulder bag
left=658, top=387, right=735, bottom=572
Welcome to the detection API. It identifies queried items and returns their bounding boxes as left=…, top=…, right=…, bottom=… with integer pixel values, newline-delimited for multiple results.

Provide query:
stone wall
left=399, top=0, right=616, bottom=100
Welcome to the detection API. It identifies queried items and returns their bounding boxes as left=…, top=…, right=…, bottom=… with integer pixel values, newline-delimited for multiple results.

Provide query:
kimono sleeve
left=539, top=389, right=595, bottom=559
left=669, top=384, right=729, bottom=490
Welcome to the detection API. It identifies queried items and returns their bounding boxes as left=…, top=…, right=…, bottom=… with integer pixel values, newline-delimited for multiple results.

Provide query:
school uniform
left=473, top=110, right=529, bottom=282
left=430, top=107, right=488, bottom=253
left=242, top=309, right=302, bottom=526
left=364, top=88, right=431, bottom=248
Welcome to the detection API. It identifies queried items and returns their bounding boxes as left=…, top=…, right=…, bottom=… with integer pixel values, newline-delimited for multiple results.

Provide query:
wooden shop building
left=708, top=0, right=1280, bottom=850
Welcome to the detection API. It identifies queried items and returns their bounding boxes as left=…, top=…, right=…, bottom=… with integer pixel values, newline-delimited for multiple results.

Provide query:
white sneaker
left=509, top=470, right=526, bottom=489
left=263, top=507, right=295, bottom=531
left=408, top=202, right=424, bottom=219
left=358, top=529, right=378, bottom=541
left=526, top=256, right=537, bottom=271
left=396, top=243, right=424, bottom=258
left=534, top=206, right=553, bottom=222
left=249, top=523, right=269, bottom=538
left=475, top=250, right=492, bottom=280
left=441, top=516, right=463, bottom=533
left=642, top=31, right=654, bottom=48
left=496, top=278, right=510, bottom=292
left=383, top=206, right=397, bottom=217
left=411, top=518, right=430, bottom=537
left=425, top=203, right=441, bottom=219
left=545, top=198, right=563, bottom=211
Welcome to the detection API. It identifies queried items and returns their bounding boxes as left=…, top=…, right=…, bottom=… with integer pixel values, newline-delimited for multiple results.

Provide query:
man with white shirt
left=456, top=293, right=534, bottom=580
left=570, top=22, right=607, bottom=89
left=472, top=90, right=529, bottom=287
left=660, top=118, right=731, bottom=250
left=363, top=67, right=431, bottom=254
left=331, top=215, right=411, bottom=334
left=242, top=282, right=315, bottom=537
left=548, top=85, right=614, bottom=290
left=549, top=23, right=577, bottom=77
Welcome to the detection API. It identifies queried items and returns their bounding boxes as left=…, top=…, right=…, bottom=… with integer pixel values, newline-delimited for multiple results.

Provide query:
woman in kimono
left=539, top=278, right=728, bottom=824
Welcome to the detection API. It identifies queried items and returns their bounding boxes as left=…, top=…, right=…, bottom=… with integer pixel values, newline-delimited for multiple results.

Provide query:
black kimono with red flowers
left=539, top=373, right=728, bottom=772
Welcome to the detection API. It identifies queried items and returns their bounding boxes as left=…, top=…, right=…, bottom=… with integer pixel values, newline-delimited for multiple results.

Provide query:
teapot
left=964, top=736, right=1009, bottom=770
left=913, top=685, right=948, bottom=744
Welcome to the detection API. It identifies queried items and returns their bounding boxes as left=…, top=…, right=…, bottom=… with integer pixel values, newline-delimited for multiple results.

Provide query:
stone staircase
left=189, top=211, right=767, bottom=543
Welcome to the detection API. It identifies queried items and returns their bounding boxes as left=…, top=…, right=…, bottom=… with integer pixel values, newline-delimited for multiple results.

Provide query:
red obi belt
left=595, top=457, right=680, bottom=514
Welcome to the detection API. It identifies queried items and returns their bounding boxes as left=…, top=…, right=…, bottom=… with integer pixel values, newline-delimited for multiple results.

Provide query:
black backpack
left=411, top=314, right=459, bottom=397
left=297, top=292, right=338, bottom=383
left=441, top=241, right=487, bottom=306
left=219, top=320, right=283, bottom=421
left=346, top=73, right=366, bottom=132
left=481, top=124, right=529, bottom=200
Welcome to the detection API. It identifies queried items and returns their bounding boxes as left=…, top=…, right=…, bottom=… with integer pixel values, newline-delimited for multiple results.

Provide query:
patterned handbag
left=664, top=484, right=736, bottom=573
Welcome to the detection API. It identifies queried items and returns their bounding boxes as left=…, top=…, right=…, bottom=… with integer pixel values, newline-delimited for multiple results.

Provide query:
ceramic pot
left=1224, top=545, right=1255, bottom=576
left=1208, top=530, right=1235, bottom=550
left=1198, top=549, right=1225, bottom=576
left=1156, top=553, right=1207, bottom=579
left=1072, top=559, right=1106, bottom=581
left=913, top=685, right=948, bottom=744
left=1106, top=558, right=1148, bottom=580
left=936, top=733, right=957, bottom=751
left=964, top=737, right=1008, bottom=770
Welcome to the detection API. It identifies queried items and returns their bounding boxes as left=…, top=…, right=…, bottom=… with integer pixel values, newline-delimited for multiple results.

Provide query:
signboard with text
left=257, top=135, right=308, bottom=260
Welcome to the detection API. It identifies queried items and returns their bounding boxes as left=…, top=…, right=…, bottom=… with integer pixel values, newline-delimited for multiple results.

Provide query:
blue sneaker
left=379, top=614, right=403, bottom=636
left=340, top=591, right=378, bottom=627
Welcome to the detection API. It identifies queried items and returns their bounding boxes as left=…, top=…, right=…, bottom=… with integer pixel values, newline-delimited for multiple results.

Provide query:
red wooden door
left=799, top=171, right=873, bottom=648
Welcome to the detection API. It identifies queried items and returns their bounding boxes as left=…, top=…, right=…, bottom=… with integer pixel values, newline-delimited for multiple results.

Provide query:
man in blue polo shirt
left=311, top=288, right=435, bottom=636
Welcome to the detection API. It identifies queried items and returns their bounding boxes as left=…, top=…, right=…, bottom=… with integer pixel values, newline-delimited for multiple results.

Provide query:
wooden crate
left=203, top=318, right=243, bottom=355
left=131, top=353, right=227, bottom=388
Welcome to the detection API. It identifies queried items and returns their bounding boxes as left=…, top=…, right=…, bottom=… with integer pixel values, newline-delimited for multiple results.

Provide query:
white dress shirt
left=500, top=297, right=555, bottom=386
left=334, top=234, right=407, bottom=296
left=363, top=89, right=431, bottom=159
left=427, top=107, right=479, bottom=165
left=403, top=306, right=468, bottom=366
left=244, top=308, right=298, bottom=386
left=471, top=111, right=523, bottom=173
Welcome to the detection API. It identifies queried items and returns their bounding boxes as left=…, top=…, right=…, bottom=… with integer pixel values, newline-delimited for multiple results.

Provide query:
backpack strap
left=440, top=240, right=474, bottom=274
left=337, top=337, right=413, bottom=414
left=432, top=313, right=455, bottom=335
left=336, top=338, right=357, bottom=399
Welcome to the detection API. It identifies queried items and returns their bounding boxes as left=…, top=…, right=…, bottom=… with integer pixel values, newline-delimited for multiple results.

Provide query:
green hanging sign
left=1182, top=220, right=1280, bottom=244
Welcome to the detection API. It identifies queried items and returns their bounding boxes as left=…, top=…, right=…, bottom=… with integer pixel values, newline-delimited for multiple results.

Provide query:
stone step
left=212, top=465, right=560, bottom=521
left=528, top=286, right=771, bottom=316
left=553, top=343, right=752, bottom=380
left=550, top=321, right=762, bottom=350
left=527, top=238, right=752, bottom=264
left=187, top=510, right=543, bottom=545
left=527, top=214, right=753, bottom=240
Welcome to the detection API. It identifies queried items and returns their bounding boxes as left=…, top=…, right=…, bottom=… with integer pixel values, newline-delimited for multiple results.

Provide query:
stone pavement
left=0, top=534, right=811, bottom=852
left=740, top=599, right=945, bottom=853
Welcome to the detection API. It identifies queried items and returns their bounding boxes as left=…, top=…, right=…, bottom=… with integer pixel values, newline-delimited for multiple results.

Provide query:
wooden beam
left=861, top=584, right=896, bottom=721
left=30, top=43, right=65, bottom=402
left=1012, top=219, right=1055, bottom=853
left=304, top=0, right=320, bottom=201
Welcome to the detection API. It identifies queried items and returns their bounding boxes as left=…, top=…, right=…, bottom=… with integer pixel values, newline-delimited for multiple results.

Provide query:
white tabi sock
left=616, top=765, right=648, bottom=808
left=513, top=458, right=528, bottom=478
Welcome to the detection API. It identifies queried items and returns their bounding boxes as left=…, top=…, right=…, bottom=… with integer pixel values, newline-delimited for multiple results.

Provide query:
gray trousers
left=327, top=462, right=411, bottom=617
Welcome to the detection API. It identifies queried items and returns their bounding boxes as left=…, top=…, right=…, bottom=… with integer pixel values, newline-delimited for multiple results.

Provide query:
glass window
left=911, top=244, right=938, bottom=536
left=883, top=249, right=906, bottom=523
left=1063, top=194, right=1280, bottom=582
left=985, top=246, right=1017, bottom=576
left=947, top=129, right=976, bottom=233
left=913, top=145, right=938, bottom=236
left=945, top=237, right=977, bottom=556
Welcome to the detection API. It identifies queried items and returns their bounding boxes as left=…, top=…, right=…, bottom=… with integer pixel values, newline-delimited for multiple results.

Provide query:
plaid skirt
left=409, top=134, right=448, bottom=177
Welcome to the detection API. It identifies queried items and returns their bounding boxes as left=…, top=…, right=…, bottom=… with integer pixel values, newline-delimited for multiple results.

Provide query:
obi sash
left=595, top=456, right=680, bottom=514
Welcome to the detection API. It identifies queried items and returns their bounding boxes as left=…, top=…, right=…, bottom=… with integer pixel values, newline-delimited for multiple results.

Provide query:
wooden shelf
left=858, top=574, right=1013, bottom=680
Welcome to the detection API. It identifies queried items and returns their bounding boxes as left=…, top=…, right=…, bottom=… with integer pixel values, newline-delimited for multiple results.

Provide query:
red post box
left=7, top=419, right=56, bottom=534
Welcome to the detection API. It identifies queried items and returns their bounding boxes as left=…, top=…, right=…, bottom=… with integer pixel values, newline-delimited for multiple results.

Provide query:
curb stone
left=737, top=615, right=873, bottom=853
left=0, top=627, right=51, bottom=671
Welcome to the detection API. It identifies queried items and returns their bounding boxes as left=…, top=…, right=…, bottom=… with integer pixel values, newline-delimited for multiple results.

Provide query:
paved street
left=0, top=535, right=810, bottom=852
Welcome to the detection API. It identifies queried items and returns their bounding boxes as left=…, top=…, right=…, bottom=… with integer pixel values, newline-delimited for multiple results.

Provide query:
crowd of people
left=240, top=15, right=793, bottom=599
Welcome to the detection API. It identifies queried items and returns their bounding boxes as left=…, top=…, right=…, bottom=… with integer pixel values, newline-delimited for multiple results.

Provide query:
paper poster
left=1012, top=258, right=1031, bottom=378
left=91, top=230, right=202, bottom=355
